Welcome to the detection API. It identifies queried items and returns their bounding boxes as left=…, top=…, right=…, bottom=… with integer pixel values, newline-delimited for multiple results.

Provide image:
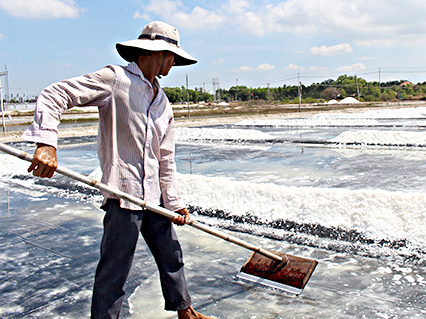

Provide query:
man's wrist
left=36, top=142, right=56, bottom=149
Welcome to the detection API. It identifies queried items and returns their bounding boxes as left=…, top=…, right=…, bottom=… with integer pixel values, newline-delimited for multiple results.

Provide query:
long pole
left=298, top=74, right=301, bottom=112
left=356, top=74, right=360, bottom=101
left=186, top=74, right=190, bottom=119
left=0, top=143, right=284, bottom=263
left=217, top=79, right=220, bottom=102
left=0, top=80, right=5, bottom=132
left=267, top=83, right=270, bottom=101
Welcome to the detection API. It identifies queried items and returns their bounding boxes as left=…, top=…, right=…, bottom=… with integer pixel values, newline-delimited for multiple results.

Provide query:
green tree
left=405, top=84, right=414, bottom=96
left=163, top=87, right=184, bottom=103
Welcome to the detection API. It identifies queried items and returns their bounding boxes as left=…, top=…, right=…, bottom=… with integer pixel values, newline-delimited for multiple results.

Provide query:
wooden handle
left=0, top=142, right=284, bottom=262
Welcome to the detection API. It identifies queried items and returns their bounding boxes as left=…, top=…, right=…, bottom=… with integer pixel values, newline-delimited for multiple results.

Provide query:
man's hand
left=27, top=143, right=58, bottom=178
left=171, top=207, right=190, bottom=226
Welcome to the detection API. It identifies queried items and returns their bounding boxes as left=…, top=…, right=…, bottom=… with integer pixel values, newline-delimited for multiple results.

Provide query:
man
left=23, top=21, right=214, bottom=319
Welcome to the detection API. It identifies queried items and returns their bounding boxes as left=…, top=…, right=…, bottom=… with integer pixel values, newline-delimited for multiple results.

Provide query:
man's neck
left=137, top=53, right=162, bottom=85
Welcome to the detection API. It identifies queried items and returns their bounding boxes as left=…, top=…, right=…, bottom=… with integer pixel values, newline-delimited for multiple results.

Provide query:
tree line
left=6, top=75, right=425, bottom=105
left=163, top=75, right=426, bottom=104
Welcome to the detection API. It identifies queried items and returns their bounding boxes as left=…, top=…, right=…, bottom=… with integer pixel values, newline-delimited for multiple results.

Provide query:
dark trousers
left=91, top=199, right=191, bottom=318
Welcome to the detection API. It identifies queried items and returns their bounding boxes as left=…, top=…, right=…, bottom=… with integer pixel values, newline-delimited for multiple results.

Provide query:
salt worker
left=23, top=21, right=215, bottom=319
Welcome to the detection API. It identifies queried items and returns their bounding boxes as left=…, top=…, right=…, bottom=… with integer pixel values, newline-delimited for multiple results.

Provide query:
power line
left=9, top=87, right=40, bottom=91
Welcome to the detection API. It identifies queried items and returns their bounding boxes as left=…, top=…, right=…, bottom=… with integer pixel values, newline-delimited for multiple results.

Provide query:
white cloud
left=223, top=0, right=264, bottom=35
left=138, top=0, right=224, bottom=30
left=285, top=64, right=305, bottom=71
left=257, top=63, right=274, bottom=71
left=0, top=0, right=85, bottom=19
left=336, top=63, right=367, bottom=72
left=356, top=56, right=375, bottom=60
left=309, top=66, right=328, bottom=73
left=0, top=33, right=5, bottom=40
left=232, top=63, right=274, bottom=72
left=309, top=43, right=353, bottom=56
left=137, top=0, right=426, bottom=47
left=133, top=11, right=150, bottom=20
left=212, top=58, right=226, bottom=65
left=238, top=66, right=254, bottom=71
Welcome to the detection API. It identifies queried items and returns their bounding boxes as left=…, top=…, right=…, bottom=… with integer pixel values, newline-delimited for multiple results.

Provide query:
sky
left=1, top=0, right=426, bottom=99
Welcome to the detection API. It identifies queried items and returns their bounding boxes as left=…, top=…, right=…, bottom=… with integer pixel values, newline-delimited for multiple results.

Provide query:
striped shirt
left=22, top=62, right=185, bottom=212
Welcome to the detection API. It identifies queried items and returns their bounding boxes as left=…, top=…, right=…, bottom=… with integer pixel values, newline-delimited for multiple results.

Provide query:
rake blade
left=237, top=251, right=318, bottom=295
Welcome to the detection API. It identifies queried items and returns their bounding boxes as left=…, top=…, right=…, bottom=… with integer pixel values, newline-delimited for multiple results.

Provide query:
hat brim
left=116, top=39, right=197, bottom=66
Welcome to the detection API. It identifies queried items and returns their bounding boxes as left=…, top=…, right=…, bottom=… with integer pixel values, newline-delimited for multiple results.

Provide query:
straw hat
left=116, top=21, right=197, bottom=66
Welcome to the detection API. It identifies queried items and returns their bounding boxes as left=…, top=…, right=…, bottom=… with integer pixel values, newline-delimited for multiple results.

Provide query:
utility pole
left=0, top=65, right=8, bottom=132
left=0, top=78, right=4, bottom=132
left=379, top=67, right=381, bottom=93
left=212, top=78, right=216, bottom=103
left=267, top=83, right=270, bottom=101
left=217, top=78, right=220, bottom=102
left=0, top=65, right=9, bottom=102
left=212, top=78, right=220, bottom=103
left=186, top=74, right=190, bottom=119
left=298, top=73, right=302, bottom=112
left=355, top=74, right=360, bottom=101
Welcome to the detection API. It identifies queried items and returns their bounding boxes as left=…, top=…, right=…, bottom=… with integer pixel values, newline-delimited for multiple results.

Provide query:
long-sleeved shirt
left=22, top=62, right=185, bottom=212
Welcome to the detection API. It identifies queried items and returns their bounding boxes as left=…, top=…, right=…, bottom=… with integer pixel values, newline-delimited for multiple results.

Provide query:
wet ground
left=2, top=104, right=426, bottom=318
left=1, top=185, right=426, bottom=319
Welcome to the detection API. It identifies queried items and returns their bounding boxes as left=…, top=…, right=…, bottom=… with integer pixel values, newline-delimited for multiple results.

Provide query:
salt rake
left=0, top=143, right=318, bottom=295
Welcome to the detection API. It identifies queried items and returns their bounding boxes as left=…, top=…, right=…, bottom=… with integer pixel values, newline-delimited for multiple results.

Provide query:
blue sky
left=1, top=0, right=426, bottom=98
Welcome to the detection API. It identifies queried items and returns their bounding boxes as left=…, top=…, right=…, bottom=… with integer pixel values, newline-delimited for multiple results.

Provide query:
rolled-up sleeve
left=159, top=116, right=185, bottom=211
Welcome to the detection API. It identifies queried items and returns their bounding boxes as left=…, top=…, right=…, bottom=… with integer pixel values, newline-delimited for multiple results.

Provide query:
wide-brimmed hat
left=116, top=21, right=197, bottom=66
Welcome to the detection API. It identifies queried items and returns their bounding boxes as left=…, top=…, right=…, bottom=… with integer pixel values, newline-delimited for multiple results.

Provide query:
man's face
left=160, top=52, right=175, bottom=77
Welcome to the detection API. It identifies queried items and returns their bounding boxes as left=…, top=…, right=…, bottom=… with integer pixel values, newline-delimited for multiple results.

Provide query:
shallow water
left=2, top=187, right=425, bottom=319
left=1, top=107, right=426, bottom=318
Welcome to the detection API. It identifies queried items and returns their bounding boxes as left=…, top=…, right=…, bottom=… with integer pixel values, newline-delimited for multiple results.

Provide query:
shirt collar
left=126, top=62, right=160, bottom=89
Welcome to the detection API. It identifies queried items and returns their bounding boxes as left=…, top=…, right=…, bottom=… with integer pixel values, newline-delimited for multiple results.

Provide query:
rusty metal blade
left=238, top=251, right=318, bottom=295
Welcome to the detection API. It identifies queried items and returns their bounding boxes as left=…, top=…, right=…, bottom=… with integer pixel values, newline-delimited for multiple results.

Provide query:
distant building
left=399, top=81, right=412, bottom=87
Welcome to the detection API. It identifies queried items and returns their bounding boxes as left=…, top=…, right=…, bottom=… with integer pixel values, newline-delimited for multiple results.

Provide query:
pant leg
left=91, top=200, right=143, bottom=319
left=141, top=210, right=192, bottom=311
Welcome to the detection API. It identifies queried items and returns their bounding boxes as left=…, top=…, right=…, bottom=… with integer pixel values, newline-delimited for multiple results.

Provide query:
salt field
left=1, top=106, right=426, bottom=318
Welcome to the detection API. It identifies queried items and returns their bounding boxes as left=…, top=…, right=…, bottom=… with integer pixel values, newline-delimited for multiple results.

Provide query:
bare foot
left=177, top=306, right=217, bottom=319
